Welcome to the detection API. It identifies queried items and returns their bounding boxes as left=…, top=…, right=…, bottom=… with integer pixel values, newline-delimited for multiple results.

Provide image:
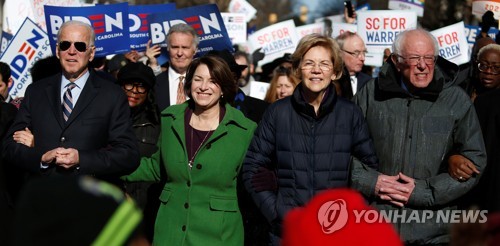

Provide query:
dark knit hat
left=117, top=62, right=156, bottom=89
left=12, top=176, right=143, bottom=246
left=282, top=188, right=402, bottom=246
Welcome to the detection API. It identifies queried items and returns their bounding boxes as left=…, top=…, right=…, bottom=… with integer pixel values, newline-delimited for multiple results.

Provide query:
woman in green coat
left=124, top=55, right=256, bottom=246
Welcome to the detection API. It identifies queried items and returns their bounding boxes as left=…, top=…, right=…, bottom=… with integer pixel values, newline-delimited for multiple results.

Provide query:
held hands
left=13, top=127, right=35, bottom=147
left=41, top=148, right=80, bottom=169
left=375, top=172, right=415, bottom=208
left=448, top=154, right=480, bottom=182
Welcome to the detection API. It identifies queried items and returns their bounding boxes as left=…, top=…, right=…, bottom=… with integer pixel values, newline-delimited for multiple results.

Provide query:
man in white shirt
left=148, top=24, right=199, bottom=111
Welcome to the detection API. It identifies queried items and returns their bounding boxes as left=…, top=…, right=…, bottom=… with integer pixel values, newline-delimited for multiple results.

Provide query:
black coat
left=242, top=83, right=378, bottom=236
left=474, top=89, right=500, bottom=212
left=2, top=71, right=140, bottom=183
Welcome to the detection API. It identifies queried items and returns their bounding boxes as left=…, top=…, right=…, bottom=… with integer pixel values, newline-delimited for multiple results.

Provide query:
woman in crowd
left=123, top=55, right=257, bottom=245
left=242, top=33, right=378, bottom=245
left=116, top=62, right=161, bottom=243
left=264, top=66, right=299, bottom=103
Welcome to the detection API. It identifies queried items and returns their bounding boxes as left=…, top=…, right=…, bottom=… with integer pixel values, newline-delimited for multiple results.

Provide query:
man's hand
left=55, top=148, right=80, bottom=169
left=375, top=173, right=415, bottom=207
left=41, top=147, right=64, bottom=164
left=448, top=154, right=480, bottom=182
left=13, top=127, right=35, bottom=147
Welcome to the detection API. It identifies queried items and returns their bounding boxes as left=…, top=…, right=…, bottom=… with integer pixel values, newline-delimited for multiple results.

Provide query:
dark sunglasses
left=58, top=41, right=91, bottom=52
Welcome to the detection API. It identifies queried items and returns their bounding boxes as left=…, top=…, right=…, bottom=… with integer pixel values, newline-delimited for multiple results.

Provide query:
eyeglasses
left=301, top=61, right=333, bottom=72
left=123, top=83, right=147, bottom=94
left=396, top=55, right=437, bottom=65
left=477, top=63, right=500, bottom=74
left=58, top=41, right=92, bottom=52
left=342, top=49, right=368, bottom=58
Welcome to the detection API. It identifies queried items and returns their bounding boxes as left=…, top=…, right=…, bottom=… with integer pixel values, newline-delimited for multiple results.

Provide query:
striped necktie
left=176, top=76, right=186, bottom=104
left=62, top=83, right=77, bottom=122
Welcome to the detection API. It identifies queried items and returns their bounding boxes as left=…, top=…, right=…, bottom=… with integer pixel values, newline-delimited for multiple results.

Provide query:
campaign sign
left=388, top=0, right=425, bottom=17
left=0, top=18, right=51, bottom=98
left=296, top=23, right=324, bottom=39
left=464, top=24, right=498, bottom=52
left=0, top=31, right=13, bottom=57
left=31, top=0, right=82, bottom=32
left=248, top=19, right=299, bottom=66
left=431, top=22, right=469, bottom=65
left=228, top=0, right=257, bottom=23
left=148, top=4, right=233, bottom=56
left=357, top=10, right=417, bottom=53
left=249, top=81, right=270, bottom=100
left=331, top=23, right=357, bottom=38
left=221, top=12, right=247, bottom=44
left=44, top=2, right=130, bottom=57
left=315, top=14, right=344, bottom=24
left=129, top=3, right=176, bottom=51
left=472, top=0, right=500, bottom=20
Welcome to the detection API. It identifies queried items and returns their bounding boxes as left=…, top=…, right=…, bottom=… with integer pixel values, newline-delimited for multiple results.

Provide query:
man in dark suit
left=336, top=31, right=371, bottom=99
left=2, top=20, right=139, bottom=182
left=146, top=24, right=199, bottom=112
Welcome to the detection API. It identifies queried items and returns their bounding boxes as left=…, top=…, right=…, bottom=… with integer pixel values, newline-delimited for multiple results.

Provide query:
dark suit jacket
left=338, top=67, right=372, bottom=100
left=155, top=64, right=171, bottom=112
left=2, top=70, right=140, bottom=180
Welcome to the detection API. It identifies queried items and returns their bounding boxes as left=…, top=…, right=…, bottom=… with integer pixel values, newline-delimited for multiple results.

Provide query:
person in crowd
left=107, top=54, right=130, bottom=79
left=335, top=31, right=370, bottom=99
left=2, top=20, right=139, bottom=185
left=12, top=176, right=146, bottom=246
left=352, top=29, right=486, bottom=245
left=473, top=44, right=500, bottom=97
left=243, top=33, right=379, bottom=245
left=0, top=62, right=13, bottom=103
left=148, top=24, right=199, bottom=111
left=123, top=55, right=257, bottom=245
left=30, top=56, right=63, bottom=83
left=264, top=66, right=299, bottom=103
left=470, top=58, right=500, bottom=212
left=145, top=39, right=164, bottom=76
left=116, top=62, right=161, bottom=243
left=234, top=50, right=255, bottom=95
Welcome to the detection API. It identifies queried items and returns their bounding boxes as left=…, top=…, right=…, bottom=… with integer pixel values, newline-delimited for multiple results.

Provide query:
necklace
left=188, top=125, right=213, bottom=169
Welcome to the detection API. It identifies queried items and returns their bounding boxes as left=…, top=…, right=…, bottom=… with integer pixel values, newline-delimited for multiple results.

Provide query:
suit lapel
left=45, top=74, right=64, bottom=129
left=65, top=72, right=99, bottom=126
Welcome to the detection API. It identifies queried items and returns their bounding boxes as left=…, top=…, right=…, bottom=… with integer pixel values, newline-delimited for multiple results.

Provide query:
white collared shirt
left=60, top=70, right=89, bottom=106
left=168, top=67, right=186, bottom=106
left=350, top=75, right=358, bottom=95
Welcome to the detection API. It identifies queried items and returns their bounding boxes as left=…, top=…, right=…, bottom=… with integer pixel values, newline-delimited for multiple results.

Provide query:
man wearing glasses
left=2, top=21, right=139, bottom=184
left=336, top=31, right=370, bottom=98
left=352, top=29, right=486, bottom=244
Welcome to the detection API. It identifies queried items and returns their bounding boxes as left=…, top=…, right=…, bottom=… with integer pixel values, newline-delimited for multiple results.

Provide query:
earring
left=221, top=94, right=224, bottom=98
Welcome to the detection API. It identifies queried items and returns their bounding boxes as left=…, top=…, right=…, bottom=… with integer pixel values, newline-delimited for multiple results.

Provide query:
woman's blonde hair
left=264, top=66, right=300, bottom=103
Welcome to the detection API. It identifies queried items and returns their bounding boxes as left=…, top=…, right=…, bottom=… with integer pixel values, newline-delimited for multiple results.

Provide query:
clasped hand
left=41, top=147, right=80, bottom=169
left=375, top=172, right=415, bottom=208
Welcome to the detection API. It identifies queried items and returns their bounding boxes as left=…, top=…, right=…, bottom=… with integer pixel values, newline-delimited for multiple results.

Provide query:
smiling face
left=56, top=24, right=95, bottom=82
left=190, top=64, right=222, bottom=111
left=122, top=83, right=148, bottom=108
left=276, top=75, right=295, bottom=99
left=478, top=49, right=500, bottom=89
left=300, top=46, right=336, bottom=96
left=168, top=32, right=197, bottom=74
left=393, top=31, right=436, bottom=91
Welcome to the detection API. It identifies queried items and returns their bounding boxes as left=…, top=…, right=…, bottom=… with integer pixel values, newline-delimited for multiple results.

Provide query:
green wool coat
left=124, top=102, right=256, bottom=246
